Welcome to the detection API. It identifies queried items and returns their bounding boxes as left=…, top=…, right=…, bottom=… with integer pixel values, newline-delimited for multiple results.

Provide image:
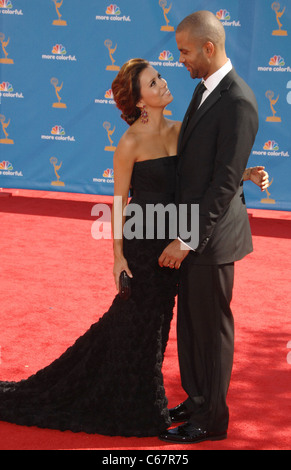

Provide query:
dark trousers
left=177, top=258, right=235, bottom=433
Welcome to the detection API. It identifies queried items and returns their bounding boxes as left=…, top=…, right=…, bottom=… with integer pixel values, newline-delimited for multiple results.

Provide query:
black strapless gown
left=0, top=156, right=179, bottom=437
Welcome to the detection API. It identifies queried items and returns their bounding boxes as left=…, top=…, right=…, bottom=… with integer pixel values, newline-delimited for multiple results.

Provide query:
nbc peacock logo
left=93, top=168, right=114, bottom=184
left=0, top=81, right=24, bottom=99
left=51, top=125, right=65, bottom=136
left=0, top=0, right=12, bottom=9
left=94, top=88, right=115, bottom=105
left=103, top=168, right=114, bottom=178
left=52, top=44, right=66, bottom=55
left=252, top=140, right=289, bottom=158
left=0, top=160, right=13, bottom=170
left=105, top=89, right=114, bottom=99
left=216, top=9, right=230, bottom=21
left=106, top=4, right=121, bottom=16
left=0, top=81, right=13, bottom=92
left=41, top=124, right=75, bottom=142
left=258, top=55, right=291, bottom=72
left=96, top=3, right=131, bottom=22
left=42, top=43, right=76, bottom=61
left=0, top=160, right=23, bottom=177
left=151, top=50, right=182, bottom=68
left=264, top=140, right=279, bottom=151
left=159, top=50, right=174, bottom=62
left=269, top=55, right=285, bottom=67
left=216, top=9, right=241, bottom=27
left=263, top=140, right=289, bottom=157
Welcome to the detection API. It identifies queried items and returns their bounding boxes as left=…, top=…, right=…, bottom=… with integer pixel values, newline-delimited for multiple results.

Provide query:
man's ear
left=204, top=41, right=215, bottom=57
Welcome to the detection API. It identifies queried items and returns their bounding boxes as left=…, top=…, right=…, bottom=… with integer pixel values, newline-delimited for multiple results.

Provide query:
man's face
left=176, top=30, right=210, bottom=80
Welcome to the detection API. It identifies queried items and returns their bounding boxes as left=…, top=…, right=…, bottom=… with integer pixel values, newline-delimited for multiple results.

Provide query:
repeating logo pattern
left=0, top=0, right=289, bottom=207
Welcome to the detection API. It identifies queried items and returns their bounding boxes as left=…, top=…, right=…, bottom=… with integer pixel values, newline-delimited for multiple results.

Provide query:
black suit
left=176, top=68, right=259, bottom=432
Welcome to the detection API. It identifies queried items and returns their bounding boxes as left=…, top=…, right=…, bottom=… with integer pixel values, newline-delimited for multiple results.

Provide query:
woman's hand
left=244, top=166, right=270, bottom=192
left=113, top=256, right=133, bottom=291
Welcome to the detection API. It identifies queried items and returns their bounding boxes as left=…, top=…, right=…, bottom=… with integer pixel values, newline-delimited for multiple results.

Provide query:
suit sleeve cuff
left=178, top=237, right=196, bottom=252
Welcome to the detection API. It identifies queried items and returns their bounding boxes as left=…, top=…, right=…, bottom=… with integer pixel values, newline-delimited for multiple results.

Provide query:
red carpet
left=0, top=189, right=290, bottom=450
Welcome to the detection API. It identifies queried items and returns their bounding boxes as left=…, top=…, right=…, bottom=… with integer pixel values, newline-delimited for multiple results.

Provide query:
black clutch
left=119, top=270, right=131, bottom=300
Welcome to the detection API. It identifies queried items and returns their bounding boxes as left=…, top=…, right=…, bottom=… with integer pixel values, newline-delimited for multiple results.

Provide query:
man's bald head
left=176, top=11, right=226, bottom=50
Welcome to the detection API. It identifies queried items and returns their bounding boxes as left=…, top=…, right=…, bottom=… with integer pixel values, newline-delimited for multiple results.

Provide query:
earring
left=140, top=105, right=149, bottom=124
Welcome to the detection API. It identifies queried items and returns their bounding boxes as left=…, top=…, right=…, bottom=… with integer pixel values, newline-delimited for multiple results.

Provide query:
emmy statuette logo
left=51, top=77, right=67, bottom=108
left=265, top=90, right=281, bottom=122
left=0, top=32, right=14, bottom=64
left=272, top=2, right=288, bottom=36
left=52, top=0, right=67, bottom=26
left=50, top=157, right=65, bottom=186
left=105, top=40, right=120, bottom=71
left=103, top=122, right=116, bottom=151
left=261, top=178, right=276, bottom=205
left=159, top=0, right=175, bottom=32
left=0, top=114, right=14, bottom=144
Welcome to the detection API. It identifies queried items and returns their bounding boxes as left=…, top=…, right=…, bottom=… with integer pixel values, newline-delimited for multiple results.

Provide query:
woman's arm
left=112, top=134, right=137, bottom=289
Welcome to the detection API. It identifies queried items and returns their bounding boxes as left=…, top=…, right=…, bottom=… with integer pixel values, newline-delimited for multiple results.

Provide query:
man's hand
left=158, top=239, right=190, bottom=270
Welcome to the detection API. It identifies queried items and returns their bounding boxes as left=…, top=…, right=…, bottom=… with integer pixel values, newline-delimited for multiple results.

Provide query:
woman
left=0, top=59, right=268, bottom=437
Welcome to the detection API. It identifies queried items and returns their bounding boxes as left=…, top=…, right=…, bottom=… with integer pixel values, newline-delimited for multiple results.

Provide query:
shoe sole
left=159, top=433, right=227, bottom=444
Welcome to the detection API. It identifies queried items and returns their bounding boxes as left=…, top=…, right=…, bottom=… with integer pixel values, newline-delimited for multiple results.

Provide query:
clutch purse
left=119, top=270, right=131, bottom=300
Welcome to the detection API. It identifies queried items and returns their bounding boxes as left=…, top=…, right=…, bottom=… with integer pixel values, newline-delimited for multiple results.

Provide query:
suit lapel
left=178, top=69, right=237, bottom=158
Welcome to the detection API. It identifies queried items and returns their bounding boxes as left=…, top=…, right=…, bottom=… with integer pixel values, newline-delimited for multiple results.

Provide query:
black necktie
left=185, top=81, right=206, bottom=127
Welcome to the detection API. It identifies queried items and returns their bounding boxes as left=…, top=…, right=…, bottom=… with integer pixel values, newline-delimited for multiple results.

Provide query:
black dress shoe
left=159, top=422, right=227, bottom=444
left=169, top=403, right=192, bottom=423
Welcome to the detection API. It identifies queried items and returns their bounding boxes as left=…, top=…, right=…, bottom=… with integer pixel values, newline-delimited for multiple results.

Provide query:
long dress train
left=0, top=156, right=179, bottom=437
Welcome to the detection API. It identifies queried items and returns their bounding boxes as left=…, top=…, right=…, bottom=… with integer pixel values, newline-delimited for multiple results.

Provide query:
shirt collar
left=202, top=59, right=233, bottom=93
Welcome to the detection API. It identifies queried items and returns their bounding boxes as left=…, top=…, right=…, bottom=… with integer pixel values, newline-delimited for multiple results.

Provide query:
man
left=158, top=11, right=259, bottom=444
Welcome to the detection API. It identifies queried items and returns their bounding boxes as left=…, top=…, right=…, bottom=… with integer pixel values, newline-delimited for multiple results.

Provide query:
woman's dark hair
left=112, top=58, right=150, bottom=125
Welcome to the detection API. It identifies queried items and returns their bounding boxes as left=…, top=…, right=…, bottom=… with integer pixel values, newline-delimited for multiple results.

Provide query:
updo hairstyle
left=112, top=59, right=150, bottom=126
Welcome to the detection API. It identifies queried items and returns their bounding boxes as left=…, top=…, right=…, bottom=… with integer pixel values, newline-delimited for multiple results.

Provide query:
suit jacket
left=177, top=68, right=259, bottom=265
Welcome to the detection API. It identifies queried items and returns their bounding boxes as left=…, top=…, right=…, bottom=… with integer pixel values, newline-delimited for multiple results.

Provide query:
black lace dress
left=0, top=156, right=179, bottom=437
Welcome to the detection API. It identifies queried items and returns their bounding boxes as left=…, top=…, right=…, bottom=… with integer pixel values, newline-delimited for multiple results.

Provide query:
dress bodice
left=130, top=156, right=177, bottom=204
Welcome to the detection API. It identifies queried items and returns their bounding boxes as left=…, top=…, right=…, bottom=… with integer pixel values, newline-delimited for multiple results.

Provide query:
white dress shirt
left=200, top=59, right=233, bottom=107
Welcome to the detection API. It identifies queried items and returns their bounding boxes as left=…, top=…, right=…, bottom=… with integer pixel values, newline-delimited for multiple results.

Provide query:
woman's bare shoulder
left=114, top=128, right=140, bottom=163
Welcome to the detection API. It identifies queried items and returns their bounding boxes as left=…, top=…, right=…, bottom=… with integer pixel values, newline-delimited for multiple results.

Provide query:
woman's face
left=137, top=66, right=173, bottom=110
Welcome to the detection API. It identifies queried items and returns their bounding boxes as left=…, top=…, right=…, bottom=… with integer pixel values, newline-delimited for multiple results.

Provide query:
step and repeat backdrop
left=0, top=0, right=290, bottom=210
